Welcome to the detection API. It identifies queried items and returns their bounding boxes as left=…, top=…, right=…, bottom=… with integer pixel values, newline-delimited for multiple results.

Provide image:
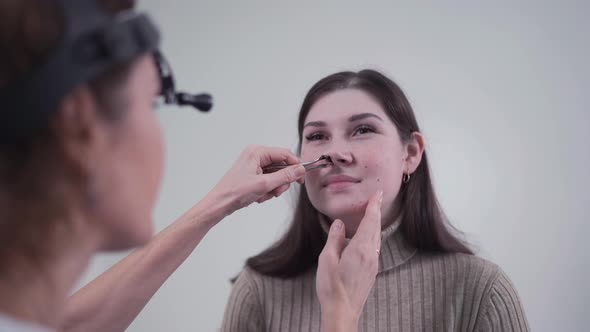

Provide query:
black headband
left=0, top=0, right=212, bottom=142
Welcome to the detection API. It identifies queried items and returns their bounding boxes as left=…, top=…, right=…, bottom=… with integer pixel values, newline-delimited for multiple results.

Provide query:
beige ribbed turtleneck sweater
left=221, top=220, right=529, bottom=331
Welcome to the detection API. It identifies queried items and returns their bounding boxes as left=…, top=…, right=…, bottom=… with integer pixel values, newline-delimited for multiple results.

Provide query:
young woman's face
left=301, top=89, right=406, bottom=234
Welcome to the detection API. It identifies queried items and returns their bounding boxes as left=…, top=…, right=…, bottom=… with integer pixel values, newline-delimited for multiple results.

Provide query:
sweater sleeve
left=475, top=268, right=530, bottom=332
left=220, top=267, right=265, bottom=332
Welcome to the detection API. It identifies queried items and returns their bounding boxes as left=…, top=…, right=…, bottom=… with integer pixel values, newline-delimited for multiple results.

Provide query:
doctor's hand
left=316, top=190, right=383, bottom=332
left=209, top=145, right=305, bottom=216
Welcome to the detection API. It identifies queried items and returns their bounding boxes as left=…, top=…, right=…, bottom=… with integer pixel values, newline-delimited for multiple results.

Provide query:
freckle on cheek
left=377, top=178, right=380, bottom=182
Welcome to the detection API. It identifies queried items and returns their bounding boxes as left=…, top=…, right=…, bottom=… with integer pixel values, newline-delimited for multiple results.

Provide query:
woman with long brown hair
left=222, top=70, right=530, bottom=331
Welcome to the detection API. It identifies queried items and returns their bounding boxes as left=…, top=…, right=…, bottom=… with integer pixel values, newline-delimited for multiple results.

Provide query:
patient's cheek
left=360, top=153, right=383, bottom=176
left=347, top=199, right=366, bottom=214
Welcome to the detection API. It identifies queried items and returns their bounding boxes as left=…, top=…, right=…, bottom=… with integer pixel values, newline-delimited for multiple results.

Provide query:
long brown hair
left=246, top=70, right=473, bottom=278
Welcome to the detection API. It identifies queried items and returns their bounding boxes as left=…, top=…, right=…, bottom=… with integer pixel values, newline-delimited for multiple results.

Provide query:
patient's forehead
left=305, top=89, right=386, bottom=124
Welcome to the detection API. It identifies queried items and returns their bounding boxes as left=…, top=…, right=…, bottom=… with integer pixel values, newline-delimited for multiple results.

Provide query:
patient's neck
left=331, top=201, right=399, bottom=238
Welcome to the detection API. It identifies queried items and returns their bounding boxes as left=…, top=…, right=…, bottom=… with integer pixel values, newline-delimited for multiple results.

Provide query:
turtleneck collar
left=318, top=214, right=417, bottom=273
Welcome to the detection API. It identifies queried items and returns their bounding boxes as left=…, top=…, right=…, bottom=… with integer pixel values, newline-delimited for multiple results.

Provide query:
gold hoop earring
left=402, top=173, right=411, bottom=184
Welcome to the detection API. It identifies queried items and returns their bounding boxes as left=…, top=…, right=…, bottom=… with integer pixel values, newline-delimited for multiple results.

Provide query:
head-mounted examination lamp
left=153, top=50, right=212, bottom=112
left=0, top=0, right=212, bottom=141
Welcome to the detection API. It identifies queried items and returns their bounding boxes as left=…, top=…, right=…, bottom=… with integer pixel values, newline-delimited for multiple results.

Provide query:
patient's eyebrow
left=303, top=121, right=327, bottom=129
left=349, top=113, right=383, bottom=122
left=303, top=113, right=383, bottom=129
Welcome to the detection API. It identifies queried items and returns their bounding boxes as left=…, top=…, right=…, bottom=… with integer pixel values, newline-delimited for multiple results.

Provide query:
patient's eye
left=305, top=132, right=328, bottom=141
left=352, top=125, right=376, bottom=136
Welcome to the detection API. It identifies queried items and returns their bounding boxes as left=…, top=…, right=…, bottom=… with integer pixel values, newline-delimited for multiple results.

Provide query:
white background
left=78, top=1, right=589, bottom=331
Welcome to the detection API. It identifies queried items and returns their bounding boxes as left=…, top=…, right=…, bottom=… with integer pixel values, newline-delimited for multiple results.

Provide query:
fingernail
left=333, top=219, right=342, bottom=230
left=294, top=165, right=306, bottom=176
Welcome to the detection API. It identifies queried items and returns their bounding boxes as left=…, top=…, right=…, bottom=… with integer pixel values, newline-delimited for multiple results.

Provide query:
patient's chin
left=326, top=207, right=365, bottom=222
left=322, top=212, right=363, bottom=237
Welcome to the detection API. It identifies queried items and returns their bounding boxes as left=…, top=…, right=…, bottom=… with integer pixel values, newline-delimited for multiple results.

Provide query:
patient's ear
left=404, top=132, right=425, bottom=174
